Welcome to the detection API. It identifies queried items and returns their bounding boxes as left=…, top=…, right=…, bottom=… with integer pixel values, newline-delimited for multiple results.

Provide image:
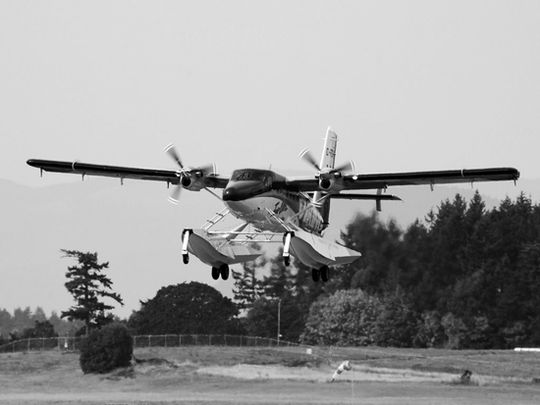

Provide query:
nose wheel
left=282, top=231, right=294, bottom=267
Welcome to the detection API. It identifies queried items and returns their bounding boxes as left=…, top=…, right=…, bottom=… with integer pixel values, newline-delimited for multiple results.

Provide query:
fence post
left=27, top=339, right=30, bottom=352
left=209, top=335, right=211, bottom=346
left=179, top=335, right=182, bottom=346
left=148, top=335, right=151, bottom=347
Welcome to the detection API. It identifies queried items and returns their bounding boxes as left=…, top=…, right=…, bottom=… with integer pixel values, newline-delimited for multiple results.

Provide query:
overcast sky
left=1, top=1, right=539, bottom=317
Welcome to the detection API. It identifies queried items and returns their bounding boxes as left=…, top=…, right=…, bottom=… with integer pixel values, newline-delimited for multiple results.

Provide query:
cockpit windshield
left=231, top=169, right=268, bottom=182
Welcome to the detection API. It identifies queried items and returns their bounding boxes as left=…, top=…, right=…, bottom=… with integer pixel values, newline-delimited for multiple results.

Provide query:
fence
left=0, top=334, right=302, bottom=354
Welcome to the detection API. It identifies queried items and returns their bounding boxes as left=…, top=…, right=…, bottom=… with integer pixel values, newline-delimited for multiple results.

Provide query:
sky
left=1, top=1, right=539, bottom=318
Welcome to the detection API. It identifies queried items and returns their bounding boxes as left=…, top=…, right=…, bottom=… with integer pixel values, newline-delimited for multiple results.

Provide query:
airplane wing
left=26, top=159, right=230, bottom=188
left=285, top=167, right=520, bottom=192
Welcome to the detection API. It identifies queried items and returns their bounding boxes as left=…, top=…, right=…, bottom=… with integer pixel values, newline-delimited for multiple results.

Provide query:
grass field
left=1, top=346, right=540, bottom=404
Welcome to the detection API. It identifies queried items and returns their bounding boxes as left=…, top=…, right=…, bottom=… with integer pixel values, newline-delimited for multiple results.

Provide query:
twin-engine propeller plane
left=27, top=128, right=519, bottom=283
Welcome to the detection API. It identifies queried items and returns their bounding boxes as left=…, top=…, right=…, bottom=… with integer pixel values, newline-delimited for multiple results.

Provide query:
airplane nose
left=223, top=188, right=241, bottom=201
left=223, top=189, right=233, bottom=201
left=223, top=181, right=261, bottom=201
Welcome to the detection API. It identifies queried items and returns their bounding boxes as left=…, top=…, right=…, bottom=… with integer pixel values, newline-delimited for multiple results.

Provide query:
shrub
left=373, top=293, right=419, bottom=347
left=413, top=310, right=445, bottom=348
left=79, top=323, right=133, bottom=374
left=441, top=312, right=468, bottom=349
left=301, top=289, right=382, bottom=346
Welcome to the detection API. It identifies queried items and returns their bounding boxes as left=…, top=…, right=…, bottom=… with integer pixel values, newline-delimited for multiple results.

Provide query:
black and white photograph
left=1, top=1, right=539, bottom=404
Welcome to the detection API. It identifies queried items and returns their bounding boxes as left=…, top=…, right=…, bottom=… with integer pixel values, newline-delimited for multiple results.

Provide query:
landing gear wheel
left=284, top=256, right=290, bottom=266
left=182, top=254, right=189, bottom=264
left=211, top=267, right=220, bottom=280
left=219, top=264, right=230, bottom=280
left=312, top=268, right=320, bottom=282
left=320, top=265, right=329, bottom=282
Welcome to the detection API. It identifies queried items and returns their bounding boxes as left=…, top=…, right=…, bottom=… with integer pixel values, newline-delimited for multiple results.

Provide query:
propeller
left=298, top=146, right=356, bottom=192
left=168, top=183, right=182, bottom=204
left=164, top=143, right=184, bottom=171
left=333, top=160, right=356, bottom=174
left=163, top=143, right=216, bottom=204
left=298, top=149, right=356, bottom=177
left=298, top=148, right=321, bottom=171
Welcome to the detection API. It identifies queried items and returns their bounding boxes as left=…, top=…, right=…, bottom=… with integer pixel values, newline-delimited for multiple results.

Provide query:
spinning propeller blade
left=168, top=185, right=182, bottom=205
left=333, top=160, right=355, bottom=174
left=164, top=143, right=184, bottom=170
left=298, top=148, right=321, bottom=172
left=194, top=163, right=216, bottom=176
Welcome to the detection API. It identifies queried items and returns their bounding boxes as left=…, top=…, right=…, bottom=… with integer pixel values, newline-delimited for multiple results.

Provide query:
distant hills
left=0, top=177, right=537, bottom=318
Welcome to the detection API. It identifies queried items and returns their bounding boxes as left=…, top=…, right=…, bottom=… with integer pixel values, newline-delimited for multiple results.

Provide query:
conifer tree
left=232, top=257, right=265, bottom=310
left=60, top=250, right=123, bottom=334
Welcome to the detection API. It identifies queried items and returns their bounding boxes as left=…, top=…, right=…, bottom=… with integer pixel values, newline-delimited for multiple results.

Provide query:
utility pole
left=277, top=298, right=281, bottom=346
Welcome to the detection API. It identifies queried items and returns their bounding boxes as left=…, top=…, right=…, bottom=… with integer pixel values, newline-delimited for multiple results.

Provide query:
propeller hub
left=319, top=178, right=332, bottom=190
left=181, top=175, right=192, bottom=188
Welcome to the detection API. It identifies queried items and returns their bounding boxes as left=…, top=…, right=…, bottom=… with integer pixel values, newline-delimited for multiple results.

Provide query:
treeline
left=233, top=192, right=540, bottom=349
left=0, top=307, right=82, bottom=345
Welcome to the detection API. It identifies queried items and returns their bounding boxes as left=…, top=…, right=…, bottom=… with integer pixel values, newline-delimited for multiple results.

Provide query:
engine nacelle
left=319, top=177, right=334, bottom=190
left=180, top=171, right=206, bottom=191
left=318, top=172, right=344, bottom=192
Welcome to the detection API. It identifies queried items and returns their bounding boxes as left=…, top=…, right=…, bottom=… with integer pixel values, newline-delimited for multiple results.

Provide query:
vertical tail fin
left=319, top=127, right=338, bottom=170
left=313, top=127, right=338, bottom=227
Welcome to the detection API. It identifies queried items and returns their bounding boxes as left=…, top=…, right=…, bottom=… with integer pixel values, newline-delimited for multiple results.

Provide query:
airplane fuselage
left=224, top=190, right=325, bottom=234
left=222, top=168, right=325, bottom=234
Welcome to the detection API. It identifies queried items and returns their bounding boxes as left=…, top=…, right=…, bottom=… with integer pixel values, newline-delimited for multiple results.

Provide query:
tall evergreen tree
left=232, top=256, right=265, bottom=310
left=339, top=211, right=404, bottom=293
left=60, top=250, right=123, bottom=334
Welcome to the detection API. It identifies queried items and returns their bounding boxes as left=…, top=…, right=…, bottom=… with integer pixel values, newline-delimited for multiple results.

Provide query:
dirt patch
left=196, top=363, right=460, bottom=383
left=196, top=363, right=534, bottom=386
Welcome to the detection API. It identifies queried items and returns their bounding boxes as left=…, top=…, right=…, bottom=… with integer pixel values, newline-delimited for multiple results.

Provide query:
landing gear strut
left=181, top=229, right=192, bottom=265
left=282, top=231, right=294, bottom=266
left=312, top=265, right=330, bottom=283
left=211, top=264, right=230, bottom=280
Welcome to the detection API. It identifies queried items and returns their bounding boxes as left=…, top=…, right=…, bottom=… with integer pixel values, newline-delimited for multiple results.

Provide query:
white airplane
left=27, top=128, right=519, bottom=283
